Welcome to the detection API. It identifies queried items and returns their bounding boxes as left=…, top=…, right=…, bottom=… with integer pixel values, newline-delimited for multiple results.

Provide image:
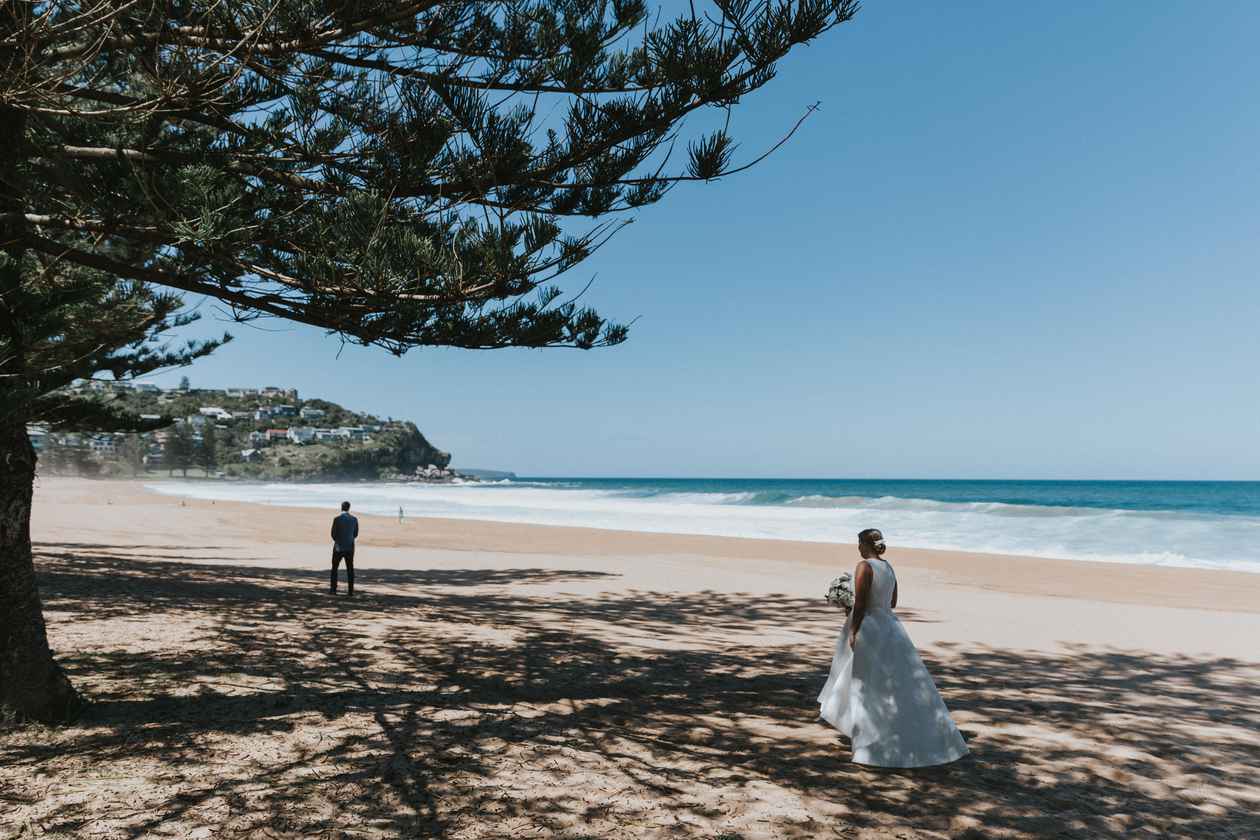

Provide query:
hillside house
left=89, top=434, right=120, bottom=456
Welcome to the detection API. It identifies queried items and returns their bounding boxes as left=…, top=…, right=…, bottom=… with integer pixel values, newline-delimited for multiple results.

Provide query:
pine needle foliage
left=0, top=0, right=859, bottom=723
left=0, top=250, right=227, bottom=430
left=1, top=0, right=858, bottom=359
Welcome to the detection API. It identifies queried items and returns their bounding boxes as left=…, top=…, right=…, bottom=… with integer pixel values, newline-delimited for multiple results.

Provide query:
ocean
left=147, top=478, right=1260, bottom=573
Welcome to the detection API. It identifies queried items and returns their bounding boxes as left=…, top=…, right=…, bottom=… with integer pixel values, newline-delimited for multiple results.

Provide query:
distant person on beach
left=330, top=501, right=359, bottom=596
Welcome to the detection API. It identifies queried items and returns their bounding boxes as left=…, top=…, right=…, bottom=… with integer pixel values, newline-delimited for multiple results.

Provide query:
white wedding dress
left=817, top=557, right=968, bottom=767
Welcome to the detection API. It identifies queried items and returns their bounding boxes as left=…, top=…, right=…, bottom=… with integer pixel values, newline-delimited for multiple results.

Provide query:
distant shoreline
left=134, top=475, right=1260, bottom=575
left=33, top=475, right=1260, bottom=622
left=29, top=475, right=1260, bottom=580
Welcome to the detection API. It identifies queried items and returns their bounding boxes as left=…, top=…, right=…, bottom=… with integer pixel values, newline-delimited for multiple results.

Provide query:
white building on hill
left=89, top=434, right=121, bottom=455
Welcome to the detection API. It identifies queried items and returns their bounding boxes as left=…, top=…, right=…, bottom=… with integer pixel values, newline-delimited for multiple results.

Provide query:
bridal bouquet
left=825, top=573, right=855, bottom=614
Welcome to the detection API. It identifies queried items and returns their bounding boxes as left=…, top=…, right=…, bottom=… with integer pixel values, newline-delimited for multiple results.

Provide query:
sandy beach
left=4, top=476, right=1259, bottom=839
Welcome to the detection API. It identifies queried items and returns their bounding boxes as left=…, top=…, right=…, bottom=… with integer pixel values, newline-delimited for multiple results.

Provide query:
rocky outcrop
left=240, top=422, right=449, bottom=481
left=389, top=422, right=451, bottom=473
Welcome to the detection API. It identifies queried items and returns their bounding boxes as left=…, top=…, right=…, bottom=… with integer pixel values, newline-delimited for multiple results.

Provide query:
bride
left=817, top=528, right=968, bottom=767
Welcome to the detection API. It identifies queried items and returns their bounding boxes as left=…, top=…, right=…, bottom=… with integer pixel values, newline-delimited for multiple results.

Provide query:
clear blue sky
left=144, top=1, right=1260, bottom=479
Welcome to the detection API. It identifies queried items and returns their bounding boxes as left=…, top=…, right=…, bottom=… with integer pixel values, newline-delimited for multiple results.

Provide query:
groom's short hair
left=341, top=501, right=351, bottom=511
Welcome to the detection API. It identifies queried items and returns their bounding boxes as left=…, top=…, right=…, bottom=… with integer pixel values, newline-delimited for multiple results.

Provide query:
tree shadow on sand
left=5, top=544, right=1259, bottom=839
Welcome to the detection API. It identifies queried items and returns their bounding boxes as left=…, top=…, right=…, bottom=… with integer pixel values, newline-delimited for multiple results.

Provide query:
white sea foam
left=145, top=481, right=1260, bottom=573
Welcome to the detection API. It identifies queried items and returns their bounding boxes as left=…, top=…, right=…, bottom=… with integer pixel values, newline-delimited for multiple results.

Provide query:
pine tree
left=166, top=425, right=196, bottom=478
left=1, top=0, right=858, bottom=721
left=0, top=269, right=225, bottom=721
left=38, top=436, right=67, bottom=475
left=120, top=435, right=148, bottom=477
left=197, top=425, right=219, bottom=476
left=70, top=442, right=99, bottom=477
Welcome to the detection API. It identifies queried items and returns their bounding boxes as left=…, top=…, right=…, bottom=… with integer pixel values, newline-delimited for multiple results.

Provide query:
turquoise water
left=150, top=478, right=1260, bottom=572
left=518, top=478, right=1260, bottom=517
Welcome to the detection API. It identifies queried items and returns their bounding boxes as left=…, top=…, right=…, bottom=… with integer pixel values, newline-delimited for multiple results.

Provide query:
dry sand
left=3, top=476, right=1259, bottom=839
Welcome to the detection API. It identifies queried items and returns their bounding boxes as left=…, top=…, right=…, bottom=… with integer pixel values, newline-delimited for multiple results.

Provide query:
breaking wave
left=146, top=478, right=1260, bottom=573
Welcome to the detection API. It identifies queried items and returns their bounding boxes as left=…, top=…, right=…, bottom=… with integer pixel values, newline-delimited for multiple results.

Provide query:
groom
left=330, top=500, right=359, bottom=596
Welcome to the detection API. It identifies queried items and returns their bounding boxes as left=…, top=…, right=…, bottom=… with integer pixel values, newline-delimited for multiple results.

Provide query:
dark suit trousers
left=331, top=548, right=355, bottom=593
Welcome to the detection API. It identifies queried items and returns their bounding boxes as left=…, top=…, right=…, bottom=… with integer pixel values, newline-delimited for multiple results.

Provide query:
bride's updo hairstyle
left=858, top=528, right=887, bottom=557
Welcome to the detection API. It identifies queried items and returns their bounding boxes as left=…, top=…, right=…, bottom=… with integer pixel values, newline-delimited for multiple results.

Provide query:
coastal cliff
left=32, top=383, right=455, bottom=482
left=232, top=421, right=451, bottom=481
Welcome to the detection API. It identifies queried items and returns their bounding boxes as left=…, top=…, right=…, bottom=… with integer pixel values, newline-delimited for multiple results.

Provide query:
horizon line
left=506, top=475, right=1260, bottom=483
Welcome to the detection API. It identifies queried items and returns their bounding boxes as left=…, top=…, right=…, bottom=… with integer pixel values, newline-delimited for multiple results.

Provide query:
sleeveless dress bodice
left=866, top=556, right=897, bottom=611
left=817, top=557, right=968, bottom=767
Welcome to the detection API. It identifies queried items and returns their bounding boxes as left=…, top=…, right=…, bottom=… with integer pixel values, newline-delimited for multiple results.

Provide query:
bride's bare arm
left=849, top=561, right=874, bottom=649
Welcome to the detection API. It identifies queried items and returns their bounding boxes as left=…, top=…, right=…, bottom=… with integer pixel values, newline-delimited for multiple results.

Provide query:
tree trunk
left=0, top=0, right=81, bottom=723
left=0, top=419, right=82, bottom=722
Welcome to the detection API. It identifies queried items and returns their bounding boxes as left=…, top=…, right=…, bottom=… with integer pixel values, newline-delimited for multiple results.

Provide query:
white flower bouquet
left=825, top=573, right=854, bottom=614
